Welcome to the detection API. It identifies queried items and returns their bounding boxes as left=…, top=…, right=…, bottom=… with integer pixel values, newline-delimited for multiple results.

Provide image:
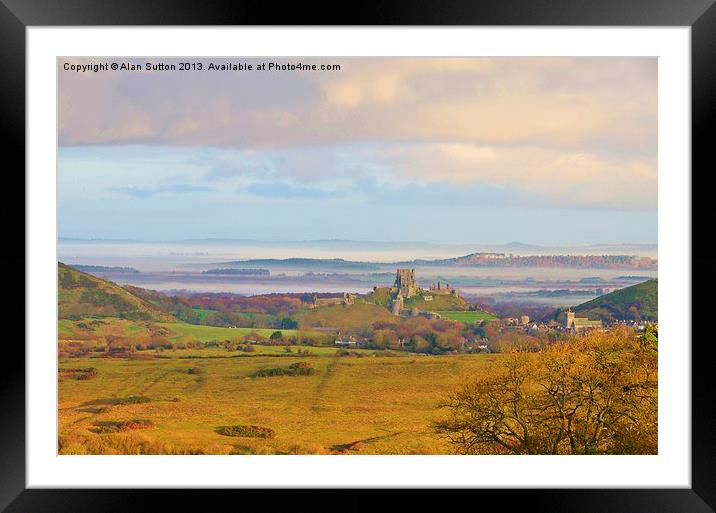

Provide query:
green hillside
left=58, top=262, right=175, bottom=322
left=364, top=287, right=470, bottom=312
left=364, top=287, right=393, bottom=307
left=404, top=290, right=469, bottom=311
left=294, top=303, right=396, bottom=329
left=435, top=310, right=498, bottom=323
left=575, top=279, right=657, bottom=322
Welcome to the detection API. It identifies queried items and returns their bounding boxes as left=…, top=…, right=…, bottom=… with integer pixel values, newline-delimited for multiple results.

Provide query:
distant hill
left=405, top=253, right=657, bottom=270
left=71, top=264, right=140, bottom=274
left=218, top=253, right=656, bottom=271
left=219, top=258, right=378, bottom=270
left=204, top=268, right=270, bottom=276
left=58, top=263, right=174, bottom=321
left=574, top=279, right=657, bottom=322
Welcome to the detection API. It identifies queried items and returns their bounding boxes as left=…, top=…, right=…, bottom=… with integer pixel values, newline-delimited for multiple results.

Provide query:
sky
left=58, top=57, right=657, bottom=245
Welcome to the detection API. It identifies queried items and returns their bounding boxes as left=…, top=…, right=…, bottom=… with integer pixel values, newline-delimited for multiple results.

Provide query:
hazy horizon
left=58, top=238, right=658, bottom=273
left=58, top=236, right=657, bottom=246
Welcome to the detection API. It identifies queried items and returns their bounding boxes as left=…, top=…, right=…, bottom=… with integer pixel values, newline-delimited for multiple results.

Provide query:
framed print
left=2, top=0, right=714, bottom=511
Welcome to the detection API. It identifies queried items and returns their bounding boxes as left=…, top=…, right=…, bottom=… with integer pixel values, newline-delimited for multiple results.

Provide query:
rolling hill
left=215, top=253, right=656, bottom=271
left=403, top=290, right=470, bottom=311
left=58, top=262, right=175, bottom=321
left=293, top=303, right=396, bottom=329
left=574, top=279, right=657, bottom=322
left=218, top=258, right=378, bottom=270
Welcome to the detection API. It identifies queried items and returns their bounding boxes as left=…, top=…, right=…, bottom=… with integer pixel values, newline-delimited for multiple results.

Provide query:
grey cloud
left=245, top=182, right=338, bottom=199
left=110, top=184, right=215, bottom=198
left=58, top=57, right=657, bottom=161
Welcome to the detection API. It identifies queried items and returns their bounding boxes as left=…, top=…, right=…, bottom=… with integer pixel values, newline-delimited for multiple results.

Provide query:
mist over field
left=58, top=238, right=656, bottom=307
left=59, top=238, right=658, bottom=265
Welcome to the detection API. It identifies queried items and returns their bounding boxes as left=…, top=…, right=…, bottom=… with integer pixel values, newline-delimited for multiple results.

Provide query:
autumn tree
left=434, top=326, right=657, bottom=454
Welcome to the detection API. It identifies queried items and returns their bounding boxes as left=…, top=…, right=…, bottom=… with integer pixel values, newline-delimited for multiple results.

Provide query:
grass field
left=294, top=303, right=396, bottom=329
left=58, top=349, right=500, bottom=454
left=158, top=322, right=306, bottom=342
left=59, top=318, right=329, bottom=345
left=404, top=291, right=469, bottom=311
left=190, top=307, right=214, bottom=322
left=434, top=310, right=498, bottom=323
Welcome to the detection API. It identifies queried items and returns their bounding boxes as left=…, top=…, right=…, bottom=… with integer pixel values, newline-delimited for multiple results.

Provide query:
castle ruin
left=391, top=292, right=404, bottom=315
left=394, top=268, right=418, bottom=298
left=312, top=292, right=356, bottom=308
left=429, top=281, right=457, bottom=296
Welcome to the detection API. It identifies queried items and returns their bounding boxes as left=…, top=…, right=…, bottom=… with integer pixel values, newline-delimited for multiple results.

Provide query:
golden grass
left=294, top=303, right=396, bottom=329
left=58, top=349, right=501, bottom=454
left=59, top=318, right=327, bottom=344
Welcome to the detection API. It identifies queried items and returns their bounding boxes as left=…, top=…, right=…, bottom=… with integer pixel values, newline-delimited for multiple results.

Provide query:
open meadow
left=434, top=310, right=498, bottom=323
left=58, top=348, right=500, bottom=455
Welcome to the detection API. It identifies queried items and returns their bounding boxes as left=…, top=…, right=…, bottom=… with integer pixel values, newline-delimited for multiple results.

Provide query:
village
left=327, top=268, right=654, bottom=353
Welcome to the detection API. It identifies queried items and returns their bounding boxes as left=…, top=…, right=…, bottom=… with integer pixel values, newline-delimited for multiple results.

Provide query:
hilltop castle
left=311, top=292, right=356, bottom=308
left=393, top=268, right=418, bottom=298
left=429, top=281, right=457, bottom=296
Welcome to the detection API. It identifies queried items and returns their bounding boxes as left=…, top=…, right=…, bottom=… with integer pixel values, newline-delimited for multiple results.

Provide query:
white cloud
left=379, top=143, right=656, bottom=209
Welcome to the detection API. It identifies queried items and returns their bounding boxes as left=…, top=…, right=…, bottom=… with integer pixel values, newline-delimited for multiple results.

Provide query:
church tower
left=566, top=308, right=575, bottom=329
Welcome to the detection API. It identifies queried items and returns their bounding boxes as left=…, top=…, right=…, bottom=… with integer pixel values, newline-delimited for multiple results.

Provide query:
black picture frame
left=2, top=0, right=712, bottom=511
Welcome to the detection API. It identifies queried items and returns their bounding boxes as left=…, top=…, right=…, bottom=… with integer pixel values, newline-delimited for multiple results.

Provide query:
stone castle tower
left=394, top=268, right=418, bottom=298
left=391, top=291, right=404, bottom=315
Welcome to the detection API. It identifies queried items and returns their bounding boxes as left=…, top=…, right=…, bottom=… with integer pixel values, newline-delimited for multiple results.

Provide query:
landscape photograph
left=57, top=57, right=658, bottom=455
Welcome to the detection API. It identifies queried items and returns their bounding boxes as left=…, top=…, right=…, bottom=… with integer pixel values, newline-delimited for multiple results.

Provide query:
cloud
left=88, top=140, right=655, bottom=209
left=59, top=57, right=657, bottom=211
left=245, top=182, right=335, bottom=199
left=109, top=184, right=215, bottom=198
left=229, top=141, right=656, bottom=209
left=58, top=57, right=656, bottom=158
left=376, top=142, right=657, bottom=209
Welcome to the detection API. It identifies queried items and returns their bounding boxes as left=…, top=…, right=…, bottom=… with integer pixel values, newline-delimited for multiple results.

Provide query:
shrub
left=77, top=368, right=98, bottom=379
left=287, top=362, right=315, bottom=375
left=251, top=367, right=288, bottom=377
left=145, top=335, right=172, bottom=350
left=112, top=396, right=151, bottom=405
left=187, top=367, right=202, bottom=375
left=58, top=341, right=92, bottom=358
left=59, top=367, right=98, bottom=380
left=251, top=362, right=316, bottom=378
left=216, top=425, right=275, bottom=438
left=91, top=419, right=154, bottom=434
left=279, top=317, right=299, bottom=329
left=242, top=332, right=267, bottom=344
left=335, top=349, right=365, bottom=358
